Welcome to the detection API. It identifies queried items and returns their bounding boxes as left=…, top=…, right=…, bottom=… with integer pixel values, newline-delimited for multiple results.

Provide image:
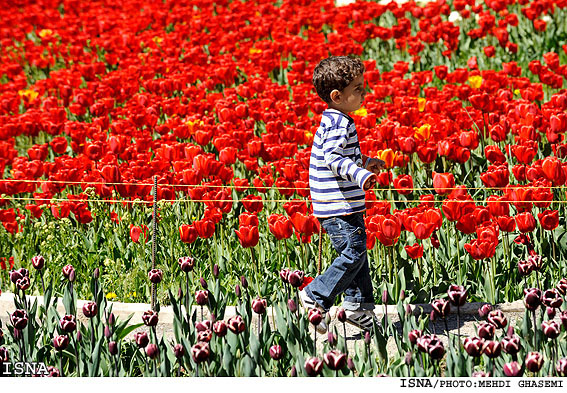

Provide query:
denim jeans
left=305, top=212, right=375, bottom=311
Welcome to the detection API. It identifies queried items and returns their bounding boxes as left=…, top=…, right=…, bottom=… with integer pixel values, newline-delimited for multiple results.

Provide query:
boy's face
left=329, top=73, right=366, bottom=114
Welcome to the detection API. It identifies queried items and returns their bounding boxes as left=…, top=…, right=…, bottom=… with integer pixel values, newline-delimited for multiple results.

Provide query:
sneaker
left=345, top=309, right=378, bottom=332
left=299, top=289, right=328, bottom=334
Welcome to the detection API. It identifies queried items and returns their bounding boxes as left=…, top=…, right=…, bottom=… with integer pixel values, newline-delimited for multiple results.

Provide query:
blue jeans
left=305, top=212, right=375, bottom=311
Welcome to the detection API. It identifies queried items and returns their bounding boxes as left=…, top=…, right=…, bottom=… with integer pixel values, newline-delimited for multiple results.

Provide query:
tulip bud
left=145, top=343, right=159, bottom=360
left=93, top=267, right=100, bottom=279
left=9, top=270, right=23, bottom=284
left=178, top=287, right=183, bottom=300
left=287, top=298, right=297, bottom=313
left=405, top=304, right=413, bottom=317
left=134, top=332, right=149, bottom=348
left=304, top=357, right=323, bottom=377
left=227, top=315, right=245, bottom=334
left=178, top=256, right=195, bottom=273
left=382, top=289, right=388, bottom=304
left=212, top=264, right=219, bottom=278
left=525, top=351, right=544, bottom=373
left=76, top=331, right=82, bottom=342
left=556, top=278, right=567, bottom=296
left=560, top=310, right=567, bottom=330
left=348, top=357, right=356, bottom=371
left=364, top=331, right=371, bottom=345
left=62, top=264, right=75, bottom=281
left=400, top=290, right=406, bottom=301
left=542, top=289, right=563, bottom=309
left=82, top=301, right=98, bottom=319
left=197, top=329, right=213, bottom=343
left=288, top=270, right=304, bottom=288
left=547, top=306, right=556, bottom=320
left=506, top=325, right=515, bottom=338
left=191, top=342, right=209, bottom=363
left=174, top=343, right=185, bottom=359
left=408, top=329, right=422, bottom=346
left=47, top=366, right=60, bottom=377
left=503, top=361, right=522, bottom=377
left=279, top=268, right=290, bottom=284
left=556, top=358, right=567, bottom=376
left=108, top=312, right=116, bottom=326
left=290, top=365, right=297, bottom=377
left=200, top=277, right=208, bottom=290
left=523, top=288, right=542, bottom=311
left=104, top=325, right=112, bottom=338
left=447, top=284, right=467, bottom=307
left=478, top=304, right=493, bottom=319
left=251, top=298, right=267, bottom=315
left=308, top=309, right=323, bottom=326
left=478, top=322, right=496, bottom=340
left=323, top=350, right=347, bottom=370
left=269, top=345, right=284, bottom=360
left=541, top=320, right=560, bottom=339
left=431, top=299, right=450, bottom=319
left=327, top=331, right=336, bottom=347
left=195, top=320, right=212, bottom=332
left=108, top=341, right=118, bottom=356
left=528, top=254, right=543, bottom=271
left=60, top=315, right=77, bottom=333
left=337, top=308, right=346, bottom=323
left=429, top=310, right=436, bottom=322
left=481, top=340, right=501, bottom=358
left=213, top=320, right=227, bottom=337
left=16, top=276, right=30, bottom=291
left=0, top=346, right=8, bottom=362
left=502, top=335, right=521, bottom=356
left=404, top=351, right=413, bottom=366
left=53, top=335, right=69, bottom=351
left=487, top=310, right=507, bottom=329
left=10, top=309, right=28, bottom=330
left=148, top=269, right=163, bottom=284
left=518, top=260, right=533, bottom=276
left=31, top=255, right=45, bottom=270
left=427, top=336, right=445, bottom=360
left=240, top=275, right=248, bottom=289
left=235, top=284, right=241, bottom=298
left=195, top=290, right=208, bottom=306
left=142, top=310, right=159, bottom=327
left=463, top=337, right=483, bottom=357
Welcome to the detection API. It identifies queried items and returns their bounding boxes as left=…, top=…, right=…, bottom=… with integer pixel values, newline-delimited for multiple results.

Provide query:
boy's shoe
left=299, top=289, right=328, bottom=334
left=345, top=309, right=379, bottom=332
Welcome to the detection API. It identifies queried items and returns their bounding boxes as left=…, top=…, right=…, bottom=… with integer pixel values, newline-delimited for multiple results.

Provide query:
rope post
left=151, top=175, right=158, bottom=311
left=317, top=224, right=322, bottom=275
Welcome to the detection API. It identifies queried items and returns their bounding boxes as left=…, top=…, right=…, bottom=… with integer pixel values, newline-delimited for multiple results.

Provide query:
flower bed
left=0, top=0, right=567, bottom=377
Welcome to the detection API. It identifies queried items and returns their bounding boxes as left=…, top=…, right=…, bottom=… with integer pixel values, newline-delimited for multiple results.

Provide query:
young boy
left=300, top=56, right=384, bottom=333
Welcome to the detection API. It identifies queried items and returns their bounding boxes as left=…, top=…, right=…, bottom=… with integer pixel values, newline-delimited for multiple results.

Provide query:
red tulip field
left=1, top=0, right=567, bottom=378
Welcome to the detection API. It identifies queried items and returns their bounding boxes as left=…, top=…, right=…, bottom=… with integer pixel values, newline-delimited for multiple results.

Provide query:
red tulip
left=538, top=210, right=559, bottom=231
left=515, top=212, right=536, bottom=233
left=179, top=224, right=198, bottom=244
left=235, top=225, right=259, bottom=248
left=404, top=243, right=423, bottom=259
left=432, top=172, right=455, bottom=195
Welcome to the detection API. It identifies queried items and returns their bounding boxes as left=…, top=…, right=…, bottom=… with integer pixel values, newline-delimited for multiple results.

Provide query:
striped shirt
left=309, top=108, right=373, bottom=217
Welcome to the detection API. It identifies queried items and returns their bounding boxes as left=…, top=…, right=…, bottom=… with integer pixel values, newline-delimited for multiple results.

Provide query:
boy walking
left=300, top=56, right=384, bottom=333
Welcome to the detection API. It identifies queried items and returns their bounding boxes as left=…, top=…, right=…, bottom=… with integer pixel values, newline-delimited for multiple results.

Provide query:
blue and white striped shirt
left=309, top=108, right=373, bottom=217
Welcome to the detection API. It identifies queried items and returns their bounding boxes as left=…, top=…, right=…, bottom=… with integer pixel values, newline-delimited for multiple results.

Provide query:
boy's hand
left=366, top=158, right=386, bottom=175
left=363, top=174, right=377, bottom=191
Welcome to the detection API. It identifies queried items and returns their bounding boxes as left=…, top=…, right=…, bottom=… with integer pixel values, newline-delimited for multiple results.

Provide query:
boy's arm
left=362, top=154, right=386, bottom=175
left=322, top=127, right=375, bottom=190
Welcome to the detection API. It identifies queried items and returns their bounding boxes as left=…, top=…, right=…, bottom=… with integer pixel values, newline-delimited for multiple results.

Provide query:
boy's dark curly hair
left=312, top=56, right=365, bottom=104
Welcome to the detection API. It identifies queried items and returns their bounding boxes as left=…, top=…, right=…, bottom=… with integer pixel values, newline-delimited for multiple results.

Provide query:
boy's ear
left=329, top=89, right=341, bottom=104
